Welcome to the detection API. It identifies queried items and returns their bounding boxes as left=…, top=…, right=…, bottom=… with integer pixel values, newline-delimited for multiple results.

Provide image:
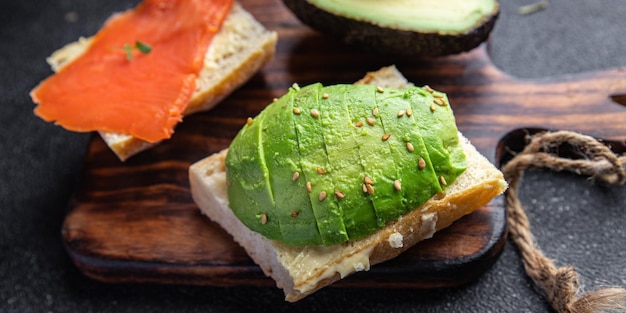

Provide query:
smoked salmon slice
left=31, top=0, right=233, bottom=143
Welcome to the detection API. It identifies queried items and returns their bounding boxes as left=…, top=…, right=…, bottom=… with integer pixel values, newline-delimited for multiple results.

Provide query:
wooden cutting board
left=61, top=0, right=626, bottom=290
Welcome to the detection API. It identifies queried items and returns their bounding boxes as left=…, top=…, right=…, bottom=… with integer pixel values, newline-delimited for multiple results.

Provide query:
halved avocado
left=282, top=0, right=499, bottom=57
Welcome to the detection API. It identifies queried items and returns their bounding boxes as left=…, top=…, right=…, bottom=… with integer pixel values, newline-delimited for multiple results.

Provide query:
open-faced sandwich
left=189, top=66, right=507, bottom=302
left=30, top=0, right=277, bottom=161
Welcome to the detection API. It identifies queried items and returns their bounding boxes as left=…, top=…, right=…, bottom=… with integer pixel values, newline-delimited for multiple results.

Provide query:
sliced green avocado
left=226, top=83, right=466, bottom=247
left=226, top=112, right=280, bottom=238
left=408, top=87, right=466, bottom=187
left=292, top=83, right=349, bottom=245
left=282, top=0, right=499, bottom=57
left=318, top=85, right=379, bottom=240
left=344, top=84, right=403, bottom=227
left=260, top=87, right=322, bottom=246
left=374, top=88, right=442, bottom=213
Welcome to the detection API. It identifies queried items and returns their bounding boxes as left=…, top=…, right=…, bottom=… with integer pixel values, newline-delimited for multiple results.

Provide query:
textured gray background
left=1, top=0, right=625, bottom=312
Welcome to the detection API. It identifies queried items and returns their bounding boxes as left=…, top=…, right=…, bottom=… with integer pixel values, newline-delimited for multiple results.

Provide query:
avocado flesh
left=344, top=85, right=403, bottom=227
left=375, top=88, right=442, bottom=213
left=408, top=88, right=466, bottom=187
left=260, top=88, right=322, bottom=246
left=226, top=84, right=467, bottom=246
left=226, top=114, right=280, bottom=239
left=307, top=0, right=497, bottom=33
left=319, top=85, right=379, bottom=240
left=293, top=83, right=349, bottom=245
left=282, top=0, right=499, bottom=57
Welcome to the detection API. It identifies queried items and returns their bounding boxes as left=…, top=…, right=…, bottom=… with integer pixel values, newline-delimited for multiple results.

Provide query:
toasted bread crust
left=188, top=66, right=507, bottom=302
left=47, top=2, right=277, bottom=161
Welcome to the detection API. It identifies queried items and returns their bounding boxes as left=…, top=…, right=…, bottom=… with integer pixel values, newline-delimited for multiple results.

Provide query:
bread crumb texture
left=388, top=232, right=404, bottom=248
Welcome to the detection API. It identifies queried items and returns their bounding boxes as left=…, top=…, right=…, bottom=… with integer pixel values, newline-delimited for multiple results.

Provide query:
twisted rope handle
left=501, top=131, right=626, bottom=313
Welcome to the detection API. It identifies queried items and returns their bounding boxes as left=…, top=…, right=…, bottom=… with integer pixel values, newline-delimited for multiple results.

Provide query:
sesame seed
left=366, top=183, right=375, bottom=195
left=292, top=83, right=300, bottom=90
left=293, top=107, right=301, bottom=115
left=310, top=109, right=320, bottom=118
left=246, top=117, right=254, bottom=126
left=382, top=133, right=391, bottom=141
left=362, top=183, right=368, bottom=193
left=376, top=86, right=384, bottom=93
left=406, top=108, right=413, bottom=116
left=434, top=98, right=445, bottom=106
left=364, top=176, right=374, bottom=185
left=355, top=120, right=364, bottom=127
left=292, top=171, right=300, bottom=182
left=316, top=167, right=327, bottom=174
left=260, top=213, right=268, bottom=225
left=430, top=104, right=436, bottom=112
left=406, top=142, right=414, bottom=152
left=418, top=157, right=426, bottom=169
left=306, top=181, right=312, bottom=193
left=393, top=180, right=402, bottom=191
left=291, top=211, right=299, bottom=218
left=424, top=85, right=434, bottom=93
left=273, top=98, right=278, bottom=102
left=397, top=110, right=405, bottom=117
left=334, top=189, right=345, bottom=199
left=372, top=107, right=379, bottom=117
left=322, top=93, right=329, bottom=99
left=319, top=191, right=327, bottom=202
left=366, top=117, right=375, bottom=126
left=440, top=176, right=447, bottom=186
left=433, top=93, right=444, bottom=98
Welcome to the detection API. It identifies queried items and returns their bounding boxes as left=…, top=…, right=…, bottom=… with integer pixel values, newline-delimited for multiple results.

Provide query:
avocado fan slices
left=225, top=107, right=280, bottom=238
left=292, top=83, right=349, bottom=246
left=318, top=85, right=379, bottom=240
left=374, top=87, right=442, bottom=213
left=343, top=85, right=401, bottom=227
left=407, top=87, right=466, bottom=188
left=226, top=83, right=466, bottom=246
left=260, top=86, right=321, bottom=245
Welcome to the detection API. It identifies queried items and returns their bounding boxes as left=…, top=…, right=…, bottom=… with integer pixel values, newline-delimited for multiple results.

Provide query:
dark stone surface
left=1, top=0, right=624, bottom=312
left=489, top=0, right=626, bottom=79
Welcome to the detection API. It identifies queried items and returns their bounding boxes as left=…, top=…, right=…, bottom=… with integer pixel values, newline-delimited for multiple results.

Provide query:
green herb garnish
left=134, top=40, right=152, bottom=54
left=124, top=40, right=152, bottom=61
left=124, top=44, right=133, bottom=61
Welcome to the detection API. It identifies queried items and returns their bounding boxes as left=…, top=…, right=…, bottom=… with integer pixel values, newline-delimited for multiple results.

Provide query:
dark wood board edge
left=63, top=191, right=506, bottom=289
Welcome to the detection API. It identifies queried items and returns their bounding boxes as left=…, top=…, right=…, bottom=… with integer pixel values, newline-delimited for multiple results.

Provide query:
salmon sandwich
left=31, top=0, right=277, bottom=160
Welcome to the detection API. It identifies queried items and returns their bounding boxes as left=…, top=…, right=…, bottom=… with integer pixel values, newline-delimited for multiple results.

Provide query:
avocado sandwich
left=189, top=66, right=507, bottom=302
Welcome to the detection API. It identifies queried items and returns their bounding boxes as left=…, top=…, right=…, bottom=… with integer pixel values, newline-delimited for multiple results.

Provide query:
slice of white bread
left=46, top=2, right=277, bottom=161
left=188, top=66, right=508, bottom=302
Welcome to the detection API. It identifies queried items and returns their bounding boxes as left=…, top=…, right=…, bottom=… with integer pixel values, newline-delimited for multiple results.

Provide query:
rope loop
left=501, top=130, right=626, bottom=313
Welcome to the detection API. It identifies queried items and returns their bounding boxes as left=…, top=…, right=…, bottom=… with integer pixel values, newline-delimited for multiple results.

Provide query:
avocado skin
left=282, top=0, right=499, bottom=57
